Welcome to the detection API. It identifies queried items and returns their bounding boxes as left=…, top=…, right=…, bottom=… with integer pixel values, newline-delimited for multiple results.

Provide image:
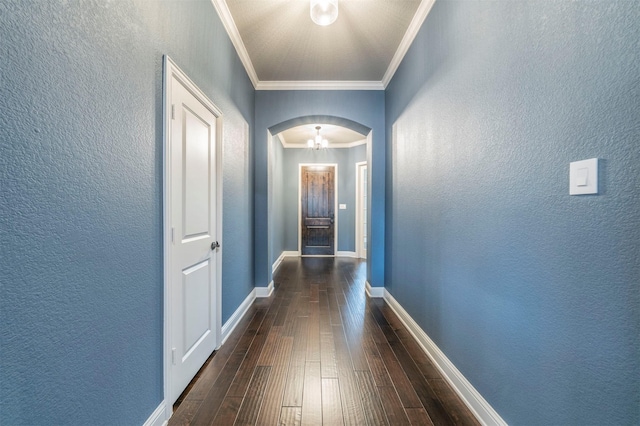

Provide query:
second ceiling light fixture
left=308, top=126, right=329, bottom=150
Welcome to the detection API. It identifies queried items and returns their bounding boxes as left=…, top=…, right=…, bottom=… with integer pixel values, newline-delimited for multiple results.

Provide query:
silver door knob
left=211, top=241, right=220, bottom=250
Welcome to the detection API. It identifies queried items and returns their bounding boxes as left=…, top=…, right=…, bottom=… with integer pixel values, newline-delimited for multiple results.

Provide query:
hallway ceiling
left=213, top=0, right=435, bottom=90
left=279, top=123, right=366, bottom=148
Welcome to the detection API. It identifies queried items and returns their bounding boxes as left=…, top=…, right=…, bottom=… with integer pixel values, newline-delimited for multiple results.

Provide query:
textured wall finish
left=0, top=1, right=254, bottom=424
left=385, top=0, right=639, bottom=424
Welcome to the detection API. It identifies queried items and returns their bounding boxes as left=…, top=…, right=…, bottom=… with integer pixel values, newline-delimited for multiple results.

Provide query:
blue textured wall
left=255, top=91, right=385, bottom=288
left=385, top=0, right=639, bottom=424
left=0, top=1, right=254, bottom=424
left=276, top=144, right=366, bottom=258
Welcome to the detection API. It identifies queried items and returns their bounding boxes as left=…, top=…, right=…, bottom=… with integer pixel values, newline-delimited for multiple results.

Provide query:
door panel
left=183, top=108, right=211, bottom=239
left=182, top=259, right=211, bottom=356
left=169, top=75, right=218, bottom=404
left=301, top=166, right=335, bottom=255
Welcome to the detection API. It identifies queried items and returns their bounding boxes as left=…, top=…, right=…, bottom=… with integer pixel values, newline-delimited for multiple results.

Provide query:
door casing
left=162, top=55, right=223, bottom=419
left=298, top=163, right=338, bottom=256
left=355, top=161, right=367, bottom=259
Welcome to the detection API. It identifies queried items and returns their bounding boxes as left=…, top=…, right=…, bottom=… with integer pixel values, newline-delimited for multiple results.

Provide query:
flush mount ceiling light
left=308, top=126, right=329, bottom=150
left=310, top=0, right=338, bottom=26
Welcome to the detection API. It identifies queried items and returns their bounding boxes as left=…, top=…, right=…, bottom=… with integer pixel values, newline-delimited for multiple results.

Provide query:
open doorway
left=268, top=119, right=370, bottom=271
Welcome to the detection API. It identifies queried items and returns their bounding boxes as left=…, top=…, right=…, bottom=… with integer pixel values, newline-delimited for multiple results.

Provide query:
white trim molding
left=209, top=0, right=259, bottom=87
left=279, top=134, right=367, bottom=149
left=210, top=0, right=436, bottom=90
left=383, top=290, right=507, bottom=426
left=340, top=139, right=368, bottom=149
left=354, top=160, right=368, bottom=260
left=336, top=251, right=357, bottom=258
left=272, top=252, right=285, bottom=275
left=381, top=0, right=437, bottom=87
left=221, top=289, right=256, bottom=345
left=365, top=281, right=385, bottom=298
left=256, top=80, right=384, bottom=91
left=272, top=251, right=301, bottom=274
left=143, top=401, right=167, bottom=426
left=256, top=281, right=274, bottom=298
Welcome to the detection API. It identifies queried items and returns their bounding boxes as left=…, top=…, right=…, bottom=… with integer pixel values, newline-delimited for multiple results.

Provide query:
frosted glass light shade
left=309, top=126, right=329, bottom=149
left=310, top=0, right=338, bottom=26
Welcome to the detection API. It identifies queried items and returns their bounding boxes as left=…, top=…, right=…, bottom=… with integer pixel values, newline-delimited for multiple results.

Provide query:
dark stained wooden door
left=301, top=165, right=335, bottom=255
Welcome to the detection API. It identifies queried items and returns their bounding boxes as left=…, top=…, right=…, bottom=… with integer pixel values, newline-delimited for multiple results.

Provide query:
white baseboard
left=143, top=401, right=167, bottom=426
left=272, top=253, right=285, bottom=274
left=256, top=280, right=274, bottom=298
left=221, top=289, right=256, bottom=345
left=336, top=251, right=357, bottom=258
left=365, top=281, right=384, bottom=298
left=383, top=290, right=507, bottom=426
left=273, top=251, right=300, bottom=274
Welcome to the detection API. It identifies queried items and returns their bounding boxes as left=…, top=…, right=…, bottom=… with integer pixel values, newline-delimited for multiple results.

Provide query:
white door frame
left=298, top=163, right=338, bottom=257
left=162, top=56, right=223, bottom=419
left=355, top=161, right=367, bottom=259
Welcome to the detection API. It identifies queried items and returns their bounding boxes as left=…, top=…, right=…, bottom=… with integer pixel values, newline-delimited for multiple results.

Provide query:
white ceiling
left=279, top=123, right=366, bottom=148
left=211, top=0, right=436, bottom=143
left=212, top=0, right=436, bottom=90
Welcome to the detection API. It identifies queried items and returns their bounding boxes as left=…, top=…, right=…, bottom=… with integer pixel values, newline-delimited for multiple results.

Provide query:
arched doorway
left=267, top=116, right=372, bottom=282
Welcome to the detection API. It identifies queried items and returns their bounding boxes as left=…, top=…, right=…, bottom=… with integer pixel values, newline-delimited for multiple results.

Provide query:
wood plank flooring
left=170, top=257, right=480, bottom=425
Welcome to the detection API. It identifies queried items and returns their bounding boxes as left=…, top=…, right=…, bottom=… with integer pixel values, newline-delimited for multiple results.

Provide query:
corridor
left=169, top=257, right=479, bottom=425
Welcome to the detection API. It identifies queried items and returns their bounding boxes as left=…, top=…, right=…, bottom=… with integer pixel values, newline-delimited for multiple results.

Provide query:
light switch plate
left=570, top=158, right=598, bottom=195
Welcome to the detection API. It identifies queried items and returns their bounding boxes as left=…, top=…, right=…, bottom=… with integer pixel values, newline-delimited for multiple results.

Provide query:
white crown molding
left=210, top=0, right=259, bottom=87
left=381, top=0, right=437, bottom=88
left=340, top=139, right=367, bottom=148
left=212, top=0, right=436, bottom=90
left=280, top=138, right=367, bottom=149
left=256, top=80, right=385, bottom=91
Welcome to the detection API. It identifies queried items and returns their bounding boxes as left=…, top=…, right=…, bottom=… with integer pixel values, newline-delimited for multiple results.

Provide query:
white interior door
left=166, top=60, right=221, bottom=406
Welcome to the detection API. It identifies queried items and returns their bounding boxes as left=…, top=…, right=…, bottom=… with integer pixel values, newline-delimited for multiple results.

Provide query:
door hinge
left=171, top=104, right=175, bottom=120
left=171, top=227, right=175, bottom=243
left=172, top=348, right=176, bottom=365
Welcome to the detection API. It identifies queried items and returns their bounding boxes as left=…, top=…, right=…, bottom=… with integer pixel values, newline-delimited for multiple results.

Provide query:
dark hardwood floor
left=169, top=257, right=480, bottom=425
